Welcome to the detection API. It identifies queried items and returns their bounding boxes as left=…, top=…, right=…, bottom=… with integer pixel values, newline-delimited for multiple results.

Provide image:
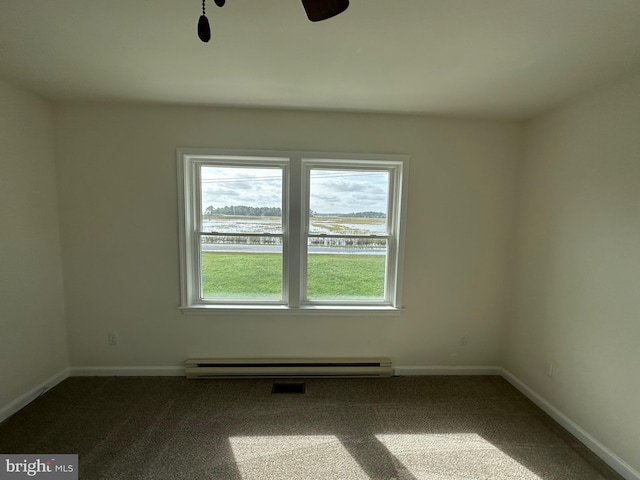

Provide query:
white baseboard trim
left=3, top=365, right=636, bottom=480
left=501, top=369, right=640, bottom=480
left=0, top=368, right=70, bottom=424
left=69, top=366, right=184, bottom=377
left=394, top=365, right=502, bottom=376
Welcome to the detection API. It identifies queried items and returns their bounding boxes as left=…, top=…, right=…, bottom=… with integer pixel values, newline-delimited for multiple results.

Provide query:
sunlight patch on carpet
left=376, top=433, right=543, bottom=480
left=229, top=435, right=370, bottom=480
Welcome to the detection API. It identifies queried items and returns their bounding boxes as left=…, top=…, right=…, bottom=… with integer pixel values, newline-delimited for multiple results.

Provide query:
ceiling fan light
left=301, top=0, right=349, bottom=22
left=198, top=15, right=211, bottom=42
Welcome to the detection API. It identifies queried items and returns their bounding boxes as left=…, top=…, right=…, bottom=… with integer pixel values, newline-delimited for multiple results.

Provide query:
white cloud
left=200, top=166, right=389, bottom=214
left=201, top=166, right=282, bottom=209
left=310, top=170, right=389, bottom=213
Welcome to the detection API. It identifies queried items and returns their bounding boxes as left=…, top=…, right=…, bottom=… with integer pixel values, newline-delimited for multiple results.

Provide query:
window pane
left=201, top=166, right=282, bottom=233
left=306, top=239, right=387, bottom=301
left=201, top=235, right=282, bottom=300
left=309, top=169, right=388, bottom=235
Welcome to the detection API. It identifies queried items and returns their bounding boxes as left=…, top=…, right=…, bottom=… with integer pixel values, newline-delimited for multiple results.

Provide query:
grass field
left=201, top=252, right=385, bottom=300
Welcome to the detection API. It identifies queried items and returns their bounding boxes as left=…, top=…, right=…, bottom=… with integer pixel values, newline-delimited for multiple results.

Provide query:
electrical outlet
left=460, top=335, right=468, bottom=347
left=108, top=333, right=118, bottom=346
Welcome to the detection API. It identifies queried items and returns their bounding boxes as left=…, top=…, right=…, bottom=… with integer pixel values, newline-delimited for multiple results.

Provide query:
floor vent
left=272, top=383, right=306, bottom=394
left=184, top=357, right=392, bottom=379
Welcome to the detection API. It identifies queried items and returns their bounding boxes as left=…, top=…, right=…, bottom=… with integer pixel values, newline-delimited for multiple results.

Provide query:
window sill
left=179, top=304, right=404, bottom=316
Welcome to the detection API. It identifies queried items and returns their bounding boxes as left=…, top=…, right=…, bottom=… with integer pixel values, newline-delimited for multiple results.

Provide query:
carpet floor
left=0, top=376, right=624, bottom=480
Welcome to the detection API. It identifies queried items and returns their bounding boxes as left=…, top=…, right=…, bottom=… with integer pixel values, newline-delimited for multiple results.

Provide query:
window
left=177, top=149, right=409, bottom=313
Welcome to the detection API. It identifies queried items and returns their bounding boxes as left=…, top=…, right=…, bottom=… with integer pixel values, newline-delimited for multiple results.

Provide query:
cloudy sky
left=201, top=166, right=389, bottom=215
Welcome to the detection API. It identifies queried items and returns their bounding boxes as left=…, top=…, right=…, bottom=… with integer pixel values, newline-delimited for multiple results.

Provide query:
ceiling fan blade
left=301, top=0, right=349, bottom=22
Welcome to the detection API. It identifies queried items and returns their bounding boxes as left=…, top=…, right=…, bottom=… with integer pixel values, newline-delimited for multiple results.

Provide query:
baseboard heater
left=184, top=357, right=392, bottom=379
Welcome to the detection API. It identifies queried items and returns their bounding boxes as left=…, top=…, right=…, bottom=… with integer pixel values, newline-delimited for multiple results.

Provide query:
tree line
left=338, top=211, right=386, bottom=218
left=204, top=206, right=282, bottom=217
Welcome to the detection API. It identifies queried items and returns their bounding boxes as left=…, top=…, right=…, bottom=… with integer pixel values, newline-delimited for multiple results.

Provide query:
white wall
left=53, top=104, right=520, bottom=369
left=0, top=80, right=68, bottom=411
left=506, top=70, right=640, bottom=474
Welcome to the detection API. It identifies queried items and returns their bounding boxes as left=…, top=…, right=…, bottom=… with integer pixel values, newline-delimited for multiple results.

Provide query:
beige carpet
left=0, top=376, right=623, bottom=480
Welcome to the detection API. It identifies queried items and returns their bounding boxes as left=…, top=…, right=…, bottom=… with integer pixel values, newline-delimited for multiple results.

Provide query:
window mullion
left=193, top=165, right=204, bottom=303
left=286, top=158, right=302, bottom=307
left=380, top=167, right=395, bottom=304
left=307, top=234, right=391, bottom=239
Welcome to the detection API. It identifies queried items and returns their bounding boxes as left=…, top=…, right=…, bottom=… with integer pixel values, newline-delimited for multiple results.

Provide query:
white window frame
left=177, top=148, right=409, bottom=315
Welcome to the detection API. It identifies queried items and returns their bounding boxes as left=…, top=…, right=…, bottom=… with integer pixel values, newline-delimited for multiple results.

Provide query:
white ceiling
left=1, top=0, right=639, bottom=119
